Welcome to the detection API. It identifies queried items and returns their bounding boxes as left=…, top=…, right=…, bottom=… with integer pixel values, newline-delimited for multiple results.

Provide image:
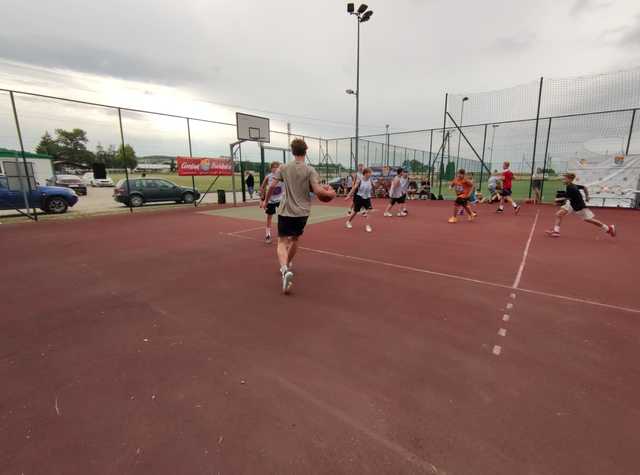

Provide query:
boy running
left=263, top=138, right=336, bottom=294
left=545, top=173, right=616, bottom=238
left=345, top=167, right=374, bottom=232
left=497, top=161, right=521, bottom=214
left=384, top=168, right=409, bottom=217
left=348, top=163, right=366, bottom=216
left=259, top=161, right=284, bottom=243
left=449, top=168, right=476, bottom=223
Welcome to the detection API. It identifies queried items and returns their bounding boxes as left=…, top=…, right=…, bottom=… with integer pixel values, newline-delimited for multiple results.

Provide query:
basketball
left=317, top=185, right=336, bottom=203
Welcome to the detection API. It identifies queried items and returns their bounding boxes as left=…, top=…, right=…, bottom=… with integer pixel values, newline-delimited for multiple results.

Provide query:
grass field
left=110, top=173, right=239, bottom=191
left=110, top=172, right=565, bottom=202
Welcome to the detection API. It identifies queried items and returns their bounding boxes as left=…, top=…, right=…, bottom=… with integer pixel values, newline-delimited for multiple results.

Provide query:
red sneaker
left=607, top=224, right=616, bottom=237
left=545, top=229, right=560, bottom=238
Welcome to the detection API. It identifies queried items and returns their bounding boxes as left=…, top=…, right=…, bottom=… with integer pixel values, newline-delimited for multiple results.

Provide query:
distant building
left=0, top=148, right=54, bottom=185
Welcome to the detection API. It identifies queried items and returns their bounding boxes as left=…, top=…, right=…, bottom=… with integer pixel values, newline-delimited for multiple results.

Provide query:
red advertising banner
left=176, top=157, right=233, bottom=176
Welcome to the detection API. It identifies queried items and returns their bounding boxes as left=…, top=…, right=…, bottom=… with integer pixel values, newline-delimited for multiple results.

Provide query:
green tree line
left=36, top=128, right=138, bottom=169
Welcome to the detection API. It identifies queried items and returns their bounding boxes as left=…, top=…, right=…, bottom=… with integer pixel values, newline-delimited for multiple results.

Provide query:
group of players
left=259, top=139, right=616, bottom=294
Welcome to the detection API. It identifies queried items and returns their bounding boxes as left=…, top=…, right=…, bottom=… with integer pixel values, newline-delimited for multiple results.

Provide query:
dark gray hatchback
left=113, top=178, right=201, bottom=207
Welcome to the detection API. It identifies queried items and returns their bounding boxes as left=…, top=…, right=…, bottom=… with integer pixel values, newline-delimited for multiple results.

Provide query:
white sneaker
left=384, top=212, right=392, bottom=217
left=282, top=271, right=294, bottom=294
left=365, top=224, right=372, bottom=233
left=346, top=221, right=353, bottom=229
left=396, top=212, right=403, bottom=217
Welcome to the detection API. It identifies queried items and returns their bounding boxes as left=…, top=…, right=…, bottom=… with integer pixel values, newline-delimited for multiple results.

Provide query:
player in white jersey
left=384, top=168, right=409, bottom=217
left=259, top=161, right=285, bottom=243
left=347, top=163, right=366, bottom=216
left=345, top=167, right=374, bottom=232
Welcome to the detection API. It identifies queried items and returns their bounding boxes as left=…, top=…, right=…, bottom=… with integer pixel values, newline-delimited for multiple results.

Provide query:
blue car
left=0, top=175, right=79, bottom=214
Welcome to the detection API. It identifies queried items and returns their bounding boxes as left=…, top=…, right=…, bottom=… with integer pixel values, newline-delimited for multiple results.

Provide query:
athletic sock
left=498, top=206, right=504, bottom=210
left=266, top=228, right=271, bottom=236
left=601, top=224, right=609, bottom=232
left=512, top=202, right=518, bottom=208
left=280, top=265, right=288, bottom=275
left=553, top=225, right=560, bottom=233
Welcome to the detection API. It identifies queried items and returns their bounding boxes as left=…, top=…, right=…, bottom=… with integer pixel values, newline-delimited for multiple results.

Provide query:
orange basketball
left=317, top=185, right=336, bottom=203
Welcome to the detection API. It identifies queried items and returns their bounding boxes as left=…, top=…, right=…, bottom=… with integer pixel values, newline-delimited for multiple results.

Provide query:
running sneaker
left=384, top=212, right=393, bottom=217
left=265, top=234, right=272, bottom=244
left=496, top=208, right=504, bottom=213
left=514, top=205, right=521, bottom=215
left=545, top=229, right=560, bottom=238
left=365, top=224, right=372, bottom=233
left=448, top=216, right=458, bottom=223
left=472, top=211, right=478, bottom=218
left=282, top=270, right=294, bottom=294
left=467, top=214, right=475, bottom=221
left=607, top=224, right=616, bottom=237
left=346, top=221, right=353, bottom=229
left=458, top=208, right=464, bottom=216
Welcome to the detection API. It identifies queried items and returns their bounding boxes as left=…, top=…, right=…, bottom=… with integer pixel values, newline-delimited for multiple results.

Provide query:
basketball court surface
left=1, top=200, right=639, bottom=475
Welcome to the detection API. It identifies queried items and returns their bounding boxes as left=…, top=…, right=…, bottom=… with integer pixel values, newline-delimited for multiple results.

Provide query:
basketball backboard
left=236, top=112, right=270, bottom=143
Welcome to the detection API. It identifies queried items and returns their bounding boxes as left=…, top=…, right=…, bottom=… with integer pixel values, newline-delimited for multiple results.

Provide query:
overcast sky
left=1, top=0, right=639, bottom=161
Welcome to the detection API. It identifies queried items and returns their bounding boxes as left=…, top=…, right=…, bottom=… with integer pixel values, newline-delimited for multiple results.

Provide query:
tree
left=116, top=144, right=137, bottom=170
left=95, top=143, right=117, bottom=168
left=54, top=128, right=95, bottom=165
left=35, top=131, right=60, bottom=157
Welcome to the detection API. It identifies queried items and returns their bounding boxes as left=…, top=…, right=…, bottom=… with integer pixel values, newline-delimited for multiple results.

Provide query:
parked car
left=47, top=174, right=88, bottom=195
left=113, top=178, right=201, bottom=207
left=82, top=172, right=114, bottom=187
left=0, top=175, right=79, bottom=214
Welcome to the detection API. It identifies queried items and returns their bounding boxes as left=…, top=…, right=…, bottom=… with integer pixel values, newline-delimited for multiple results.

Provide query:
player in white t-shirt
left=259, top=161, right=285, bottom=243
left=345, top=167, right=374, bottom=232
left=384, top=168, right=409, bottom=217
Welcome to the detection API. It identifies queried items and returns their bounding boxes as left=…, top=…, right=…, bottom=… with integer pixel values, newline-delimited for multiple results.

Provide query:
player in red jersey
left=496, top=161, right=520, bottom=214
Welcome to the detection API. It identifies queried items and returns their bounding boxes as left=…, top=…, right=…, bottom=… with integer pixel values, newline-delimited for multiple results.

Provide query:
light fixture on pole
left=455, top=96, right=469, bottom=169
left=346, top=3, right=374, bottom=169
left=490, top=124, right=499, bottom=166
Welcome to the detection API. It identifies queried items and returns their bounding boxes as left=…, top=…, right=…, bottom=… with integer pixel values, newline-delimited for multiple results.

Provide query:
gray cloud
left=570, top=0, right=613, bottom=16
left=490, top=33, right=536, bottom=53
left=0, top=33, right=206, bottom=88
left=618, top=15, right=640, bottom=46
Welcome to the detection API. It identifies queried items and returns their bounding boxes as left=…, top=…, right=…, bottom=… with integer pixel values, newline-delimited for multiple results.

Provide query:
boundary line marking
left=223, top=232, right=640, bottom=315
left=513, top=211, right=539, bottom=289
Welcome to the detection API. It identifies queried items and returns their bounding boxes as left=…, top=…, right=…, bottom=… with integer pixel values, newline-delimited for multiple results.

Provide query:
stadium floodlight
left=361, top=10, right=373, bottom=22
left=357, top=4, right=369, bottom=14
left=347, top=3, right=355, bottom=13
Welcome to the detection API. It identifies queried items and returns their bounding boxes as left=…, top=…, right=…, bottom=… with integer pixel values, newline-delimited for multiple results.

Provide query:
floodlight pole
left=355, top=18, right=361, bottom=169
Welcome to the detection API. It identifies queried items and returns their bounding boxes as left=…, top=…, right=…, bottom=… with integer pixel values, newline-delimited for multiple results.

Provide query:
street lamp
left=455, top=96, right=469, bottom=169
left=346, top=3, right=374, bottom=169
left=489, top=124, right=499, bottom=167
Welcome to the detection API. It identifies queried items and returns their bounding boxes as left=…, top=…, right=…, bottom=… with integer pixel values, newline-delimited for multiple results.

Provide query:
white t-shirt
left=356, top=177, right=373, bottom=199
left=267, top=173, right=284, bottom=203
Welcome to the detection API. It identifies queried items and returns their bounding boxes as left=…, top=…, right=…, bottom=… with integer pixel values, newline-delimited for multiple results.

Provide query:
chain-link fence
left=331, top=68, right=640, bottom=205
left=0, top=88, right=329, bottom=220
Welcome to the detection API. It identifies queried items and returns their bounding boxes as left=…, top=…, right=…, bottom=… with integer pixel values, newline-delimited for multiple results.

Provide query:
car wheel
left=129, top=194, right=144, bottom=207
left=45, top=197, right=69, bottom=214
left=182, top=192, right=195, bottom=204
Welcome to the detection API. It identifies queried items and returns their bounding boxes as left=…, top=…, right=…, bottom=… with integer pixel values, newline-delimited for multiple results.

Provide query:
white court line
left=512, top=211, right=539, bottom=289
left=516, top=287, right=640, bottom=315
left=224, top=232, right=640, bottom=315
left=228, top=225, right=267, bottom=235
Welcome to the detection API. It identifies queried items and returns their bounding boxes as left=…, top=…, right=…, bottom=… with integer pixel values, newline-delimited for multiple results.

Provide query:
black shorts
left=455, top=197, right=469, bottom=206
left=390, top=194, right=406, bottom=205
left=532, top=180, right=543, bottom=189
left=500, top=189, right=512, bottom=197
left=265, top=202, right=280, bottom=215
left=278, top=215, right=309, bottom=237
left=353, top=195, right=372, bottom=212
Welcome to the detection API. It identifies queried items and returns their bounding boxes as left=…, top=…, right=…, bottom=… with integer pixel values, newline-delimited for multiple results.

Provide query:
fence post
left=117, top=108, right=133, bottom=214
left=479, top=124, right=488, bottom=192
left=529, top=76, right=544, bottom=198
left=439, top=93, right=448, bottom=197
left=540, top=118, right=553, bottom=201
left=428, top=129, right=434, bottom=184
left=186, top=118, right=197, bottom=207
left=9, top=91, right=38, bottom=220
left=366, top=140, right=370, bottom=167
left=626, top=109, right=636, bottom=155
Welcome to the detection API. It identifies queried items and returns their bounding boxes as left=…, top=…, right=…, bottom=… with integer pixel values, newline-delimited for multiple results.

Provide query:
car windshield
left=0, top=176, right=7, bottom=188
